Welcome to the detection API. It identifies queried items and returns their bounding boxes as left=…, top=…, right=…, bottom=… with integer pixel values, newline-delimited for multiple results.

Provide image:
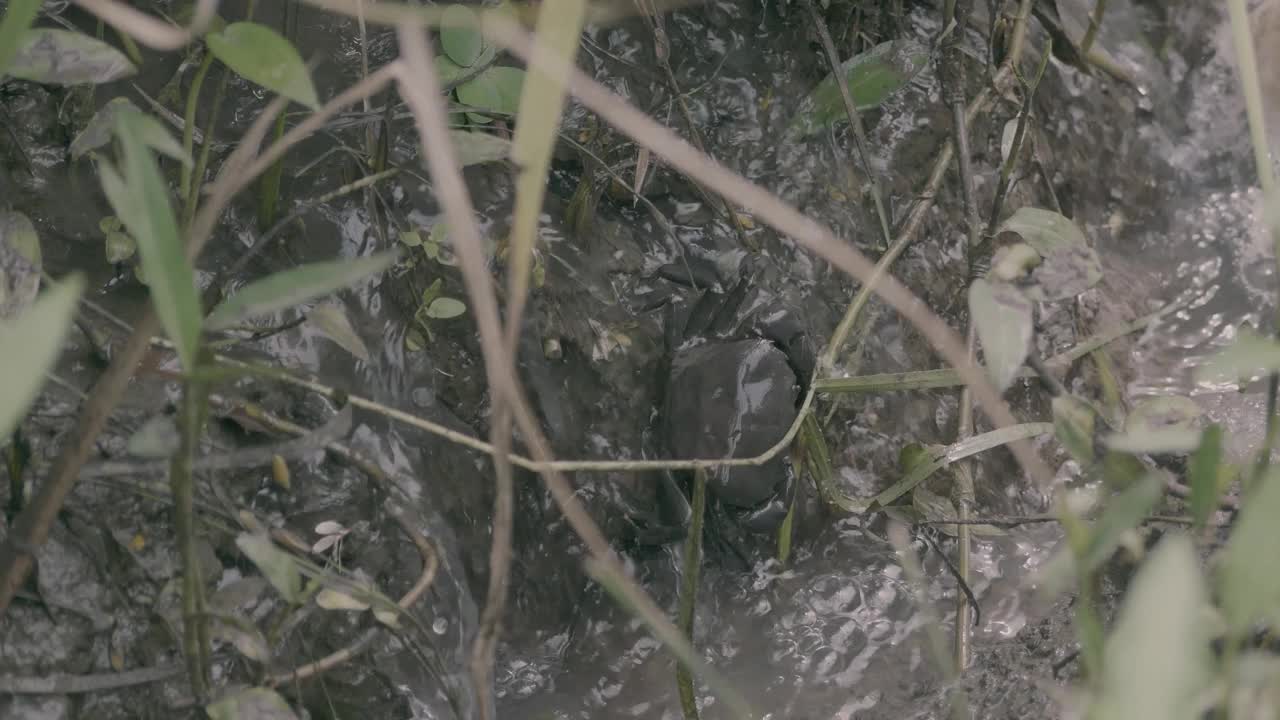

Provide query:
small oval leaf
left=425, top=297, right=467, bottom=319
left=235, top=532, right=302, bottom=603
left=998, top=206, right=1088, bottom=253
left=316, top=588, right=370, bottom=612
left=0, top=274, right=84, bottom=439
left=969, top=278, right=1033, bottom=393
left=441, top=5, right=485, bottom=67
left=789, top=40, right=930, bottom=138
left=207, top=250, right=398, bottom=330
left=6, top=28, right=136, bottom=85
left=456, top=66, right=525, bottom=118
left=205, top=22, right=319, bottom=110
left=207, top=687, right=299, bottom=720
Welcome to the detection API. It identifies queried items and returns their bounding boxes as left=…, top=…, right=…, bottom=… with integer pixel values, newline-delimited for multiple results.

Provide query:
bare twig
left=482, top=12, right=1055, bottom=488
left=393, top=23, right=755, bottom=718
left=800, top=0, right=892, bottom=247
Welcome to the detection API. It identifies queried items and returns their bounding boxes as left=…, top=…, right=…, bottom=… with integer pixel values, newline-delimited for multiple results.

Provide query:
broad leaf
left=206, top=22, right=319, bottom=110
left=969, top=278, right=1033, bottom=393
left=999, top=206, right=1088, bottom=252
left=72, top=98, right=189, bottom=164
left=1035, top=473, right=1163, bottom=599
left=206, top=251, right=398, bottom=330
left=0, top=210, right=42, bottom=320
left=1052, top=394, right=1096, bottom=465
left=0, top=0, right=42, bottom=80
left=440, top=5, right=485, bottom=67
left=1197, top=329, right=1280, bottom=384
left=207, top=687, right=299, bottom=720
left=456, top=66, right=526, bottom=121
left=306, top=304, right=371, bottom=362
left=102, top=109, right=202, bottom=371
left=1221, top=467, right=1280, bottom=635
left=425, top=297, right=466, bottom=319
left=1092, top=535, right=1211, bottom=720
left=0, top=274, right=84, bottom=439
left=999, top=207, right=1101, bottom=300
left=451, top=129, right=513, bottom=166
left=789, top=40, right=930, bottom=138
left=1105, top=395, right=1204, bottom=454
left=1187, top=425, right=1223, bottom=532
left=235, top=532, right=302, bottom=603
left=6, top=28, right=135, bottom=85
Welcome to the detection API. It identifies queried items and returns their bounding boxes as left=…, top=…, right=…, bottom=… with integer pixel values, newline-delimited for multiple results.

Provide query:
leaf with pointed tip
left=235, top=533, right=302, bottom=603
left=969, top=278, right=1033, bottom=393
left=102, top=109, right=202, bottom=371
left=1197, top=330, right=1280, bottom=384
left=425, top=297, right=467, bottom=319
left=999, top=207, right=1101, bottom=300
left=306, top=304, right=371, bottom=362
left=205, top=22, right=318, bottom=110
left=207, top=251, right=398, bottom=330
left=73, top=98, right=189, bottom=164
left=1188, top=425, right=1223, bottom=532
left=0, top=274, right=84, bottom=439
left=1093, top=536, right=1211, bottom=720
left=451, top=130, right=513, bottom=166
left=440, top=5, right=486, bottom=67
left=6, top=28, right=135, bottom=85
left=1221, top=467, right=1280, bottom=635
left=0, top=0, right=42, bottom=80
left=789, top=40, right=930, bottom=138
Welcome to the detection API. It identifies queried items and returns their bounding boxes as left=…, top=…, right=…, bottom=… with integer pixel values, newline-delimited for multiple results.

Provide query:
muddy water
left=0, top=0, right=1271, bottom=718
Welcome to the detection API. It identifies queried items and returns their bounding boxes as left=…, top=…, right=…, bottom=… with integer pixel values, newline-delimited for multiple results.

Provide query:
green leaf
left=1035, top=473, right=1163, bottom=599
left=5, top=28, right=136, bottom=85
left=0, top=0, right=42, bottom=80
left=205, top=22, right=319, bottom=110
left=999, top=207, right=1088, bottom=253
left=206, top=250, right=398, bottom=330
left=1188, top=425, right=1222, bottom=532
left=451, top=129, right=513, bottom=166
left=1105, top=395, right=1204, bottom=454
left=998, top=207, right=1101, bottom=301
left=103, top=109, right=202, bottom=371
left=206, top=686, right=299, bottom=720
left=1221, top=467, right=1280, bottom=635
left=1052, top=394, right=1096, bottom=465
left=1092, top=535, right=1211, bottom=720
left=969, top=278, right=1033, bottom=393
left=425, top=296, right=466, bottom=319
left=234, top=532, right=302, bottom=603
left=1197, top=329, right=1280, bottom=384
left=73, top=98, right=190, bottom=165
left=105, top=230, right=137, bottom=264
left=441, top=5, right=485, bottom=67
left=873, top=422, right=1053, bottom=507
left=0, top=274, right=84, bottom=439
left=912, top=486, right=1006, bottom=537
left=306, top=303, right=371, bottom=363
left=0, top=210, right=43, bottom=320
left=435, top=54, right=467, bottom=85
left=456, top=66, right=526, bottom=120
left=789, top=40, right=930, bottom=138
